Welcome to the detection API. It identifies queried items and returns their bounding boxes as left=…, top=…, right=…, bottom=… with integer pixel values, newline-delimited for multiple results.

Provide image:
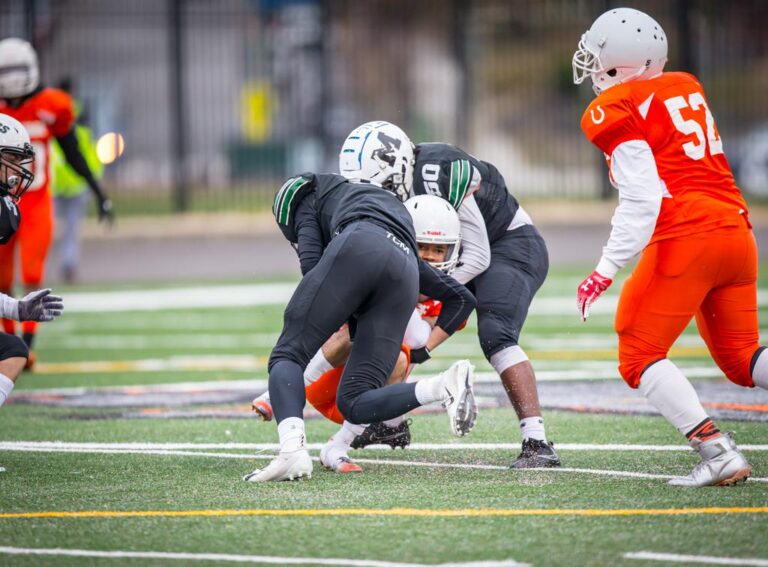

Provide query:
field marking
left=625, top=551, right=768, bottom=565
left=1, top=507, right=767, bottom=520
left=0, top=547, right=527, bottom=567
left=27, top=360, right=725, bottom=381
left=61, top=284, right=768, bottom=313
left=2, top=442, right=767, bottom=483
left=4, top=441, right=768, bottom=452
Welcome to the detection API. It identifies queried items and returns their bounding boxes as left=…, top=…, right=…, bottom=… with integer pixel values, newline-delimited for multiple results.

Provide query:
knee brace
left=489, top=345, right=528, bottom=374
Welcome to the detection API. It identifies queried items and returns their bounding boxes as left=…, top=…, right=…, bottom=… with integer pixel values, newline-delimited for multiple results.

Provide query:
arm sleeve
left=55, top=131, right=106, bottom=200
left=0, top=292, right=18, bottom=320
left=595, top=140, right=663, bottom=279
left=451, top=194, right=491, bottom=285
left=417, top=260, right=476, bottom=335
left=293, top=196, right=324, bottom=275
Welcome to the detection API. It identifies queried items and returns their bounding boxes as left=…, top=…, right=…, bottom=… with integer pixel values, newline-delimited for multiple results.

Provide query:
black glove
left=18, top=289, right=64, bottom=322
left=98, top=197, right=115, bottom=225
left=410, top=346, right=431, bottom=364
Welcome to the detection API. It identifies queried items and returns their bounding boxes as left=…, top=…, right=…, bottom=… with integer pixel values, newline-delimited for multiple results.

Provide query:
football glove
left=577, top=270, right=612, bottom=322
left=18, top=289, right=64, bottom=322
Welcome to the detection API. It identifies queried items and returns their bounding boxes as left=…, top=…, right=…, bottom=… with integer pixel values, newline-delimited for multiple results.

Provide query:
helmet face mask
left=0, top=144, right=35, bottom=200
left=0, top=114, right=35, bottom=201
left=572, top=8, right=668, bottom=95
left=404, top=195, right=462, bottom=274
left=0, top=38, right=40, bottom=99
left=339, top=121, right=415, bottom=202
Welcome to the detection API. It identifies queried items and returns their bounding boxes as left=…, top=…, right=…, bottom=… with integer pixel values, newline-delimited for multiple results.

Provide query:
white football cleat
left=668, top=434, right=751, bottom=487
left=243, top=449, right=313, bottom=482
left=251, top=392, right=273, bottom=422
left=441, top=359, right=477, bottom=437
left=320, top=440, right=363, bottom=474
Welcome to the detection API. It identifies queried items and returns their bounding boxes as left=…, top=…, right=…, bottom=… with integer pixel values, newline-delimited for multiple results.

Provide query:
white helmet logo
left=590, top=105, right=606, bottom=125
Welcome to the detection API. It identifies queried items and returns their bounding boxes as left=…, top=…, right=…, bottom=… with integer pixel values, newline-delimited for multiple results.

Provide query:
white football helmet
left=405, top=195, right=461, bottom=274
left=338, top=121, right=415, bottom=202
left=0, top=38, right=39, bottom=99
left=0, top=113, right=34, bottom=200
left=573, top=8, right=667, bottom=95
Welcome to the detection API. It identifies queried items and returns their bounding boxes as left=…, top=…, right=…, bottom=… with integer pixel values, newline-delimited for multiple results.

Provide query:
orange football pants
left=0, top=190, right=53, bottom=336
left=616, top=223, right=761, bottom=389
left=306, top=344, right=411, bottom=424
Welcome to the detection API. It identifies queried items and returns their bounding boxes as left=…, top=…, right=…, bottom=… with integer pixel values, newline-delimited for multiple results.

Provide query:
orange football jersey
left=0, top=88, right=75, bottom=197
left=581, top=72, right=748, bottom=243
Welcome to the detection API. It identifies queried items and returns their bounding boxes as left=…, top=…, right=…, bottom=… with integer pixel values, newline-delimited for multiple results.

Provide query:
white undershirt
left=452, top=194, right=491, bottom=285
left=595, top=140, right=663, bottom=279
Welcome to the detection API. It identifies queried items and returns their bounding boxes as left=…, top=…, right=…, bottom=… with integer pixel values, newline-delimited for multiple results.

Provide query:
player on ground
left=340, top=121, right=559, bottom=469
left=0, top=114, right=65, bottom=448
left=0, top=38, right=112, bottom=368
left=243, top=173, right=477, bottom=482
left=572, top=8, right=767, bottom=486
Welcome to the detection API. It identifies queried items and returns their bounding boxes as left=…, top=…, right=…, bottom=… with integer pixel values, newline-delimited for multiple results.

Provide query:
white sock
left=414, top=374, right=445, bottom=405
left=333, top=421, right=366, bottom=449
left=638, top=359, right=709, bottom=438
left=753, top=348, right=768, bottom=390
left=277, top=417, right=306, bottom=452
left=383, top=415, right=405, bottom=428
left=303, top=350, right=333, bottom=385
left=0, top=374, right=13, bottom=407
left=520, top=416, right=546, bottom=442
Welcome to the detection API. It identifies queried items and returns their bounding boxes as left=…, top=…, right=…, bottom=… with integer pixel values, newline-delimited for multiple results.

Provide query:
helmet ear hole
left=606, top=68, right=617, bottom=77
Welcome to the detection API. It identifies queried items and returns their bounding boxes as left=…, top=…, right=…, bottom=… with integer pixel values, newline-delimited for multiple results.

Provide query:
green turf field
left=0, top=267, right=766, bottom=566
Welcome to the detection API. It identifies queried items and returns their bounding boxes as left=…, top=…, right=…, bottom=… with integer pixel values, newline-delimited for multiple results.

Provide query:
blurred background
left=0, top=0, right=765, bottom=282
left=3, top=0, right=768, bottom=211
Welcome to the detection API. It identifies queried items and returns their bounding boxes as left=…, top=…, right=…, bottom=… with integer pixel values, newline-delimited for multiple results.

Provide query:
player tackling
left=573, top=8, right=767, bottom=486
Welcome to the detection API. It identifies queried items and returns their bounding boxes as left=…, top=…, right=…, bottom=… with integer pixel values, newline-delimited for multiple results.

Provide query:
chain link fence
left=1, top=0, right=766, bottom=213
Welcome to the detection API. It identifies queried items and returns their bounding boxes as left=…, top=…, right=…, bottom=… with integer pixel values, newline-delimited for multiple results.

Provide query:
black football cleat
left=510, top=438, right=561, bottom=469
left=351, top=419, right=412, bottom=450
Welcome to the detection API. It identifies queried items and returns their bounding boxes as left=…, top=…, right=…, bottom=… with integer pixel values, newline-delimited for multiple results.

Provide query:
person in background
left=51, top=78, right=105, bottom=284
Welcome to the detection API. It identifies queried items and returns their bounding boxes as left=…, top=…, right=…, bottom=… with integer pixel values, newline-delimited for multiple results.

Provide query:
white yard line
left=0, top=547, right=527, bottom=567
left=4, top=441, right=768, bottom=452
left=25, top=361, right=726, bottom=381
left=60, top=284, right=768, bottom=313
left=624, top=551, right=768, bottom=566
left=1, top=442, right=767, bottom=483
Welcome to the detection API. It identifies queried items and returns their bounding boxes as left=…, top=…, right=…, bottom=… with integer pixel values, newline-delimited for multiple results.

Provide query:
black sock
left=22, top=332, right=34, bottom=349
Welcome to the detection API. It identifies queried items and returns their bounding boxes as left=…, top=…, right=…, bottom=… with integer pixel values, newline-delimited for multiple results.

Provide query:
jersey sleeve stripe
left=449, top=160, right=460, bottom=207
left=449, top=160, right=471, bottom=209
left=273, top=177, right=296, bottom=218
left=274, top=177, right=309, bottom=226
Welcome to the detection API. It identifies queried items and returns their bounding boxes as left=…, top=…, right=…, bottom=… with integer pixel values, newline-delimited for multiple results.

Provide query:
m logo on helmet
left=590, top=105, right=606, bottom=125
left=373, top=131, right=401, bottom=166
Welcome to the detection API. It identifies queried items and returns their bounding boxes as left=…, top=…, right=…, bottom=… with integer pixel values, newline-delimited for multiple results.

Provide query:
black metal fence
left=1, top=0, right=767, bottom=213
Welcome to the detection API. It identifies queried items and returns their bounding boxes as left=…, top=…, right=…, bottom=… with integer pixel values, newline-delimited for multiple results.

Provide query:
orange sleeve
left=581, top=92, right=644, bottom=156
left=45, top=89, right=76, bottom=138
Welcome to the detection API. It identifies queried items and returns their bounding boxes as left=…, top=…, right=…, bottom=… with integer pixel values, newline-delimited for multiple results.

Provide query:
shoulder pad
left=273, top=174, right=314, bottom=235
left=312, top=173, right=348, bottom=199
left=581, top=88, right=644, bottom=155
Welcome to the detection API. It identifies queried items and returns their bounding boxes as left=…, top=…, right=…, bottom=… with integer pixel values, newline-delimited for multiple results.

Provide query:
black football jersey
left=412, top=143, right=520, bottom=243
left=0, top=196, right=20, bottom=244
left=273, top=172, right=417, bottom=253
